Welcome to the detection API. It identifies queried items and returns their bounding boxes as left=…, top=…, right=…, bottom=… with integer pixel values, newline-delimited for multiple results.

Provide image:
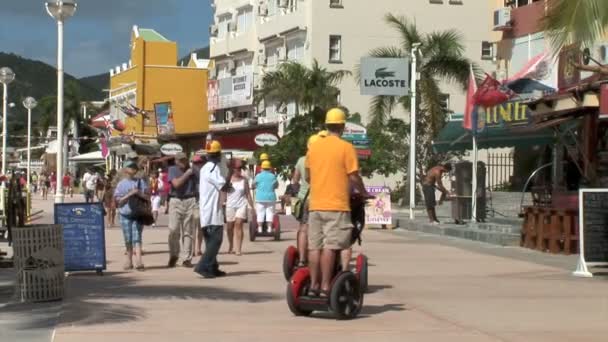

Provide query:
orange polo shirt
left=306, top=135, right=359, bottom=212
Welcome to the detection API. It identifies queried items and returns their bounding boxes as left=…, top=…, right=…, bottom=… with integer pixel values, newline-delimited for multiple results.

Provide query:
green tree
left=255, top=60, right=350, bottom=115
left=543, top=0, right=608, bottom=53
left=359, top=14, right=473, bottom=177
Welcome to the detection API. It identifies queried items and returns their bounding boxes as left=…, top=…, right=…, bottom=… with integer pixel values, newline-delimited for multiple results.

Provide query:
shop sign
left=160, top=143, right=183, bottom=156
left=343, top=122, right=367, bottom=136
left=360, top=57, right=410, bottom=96
left=254, top=133, right=279, bottom=147
left=558, top=44, right=581, bottom=90
left=155, top=102, right=175, bottom=136
left=215, top=72, right=254, bottom=110
left=475, top=100, right=531, bottom=129
left=208, top=80, right=219, bottom=112
left=364, top=186, right=392, bottom=225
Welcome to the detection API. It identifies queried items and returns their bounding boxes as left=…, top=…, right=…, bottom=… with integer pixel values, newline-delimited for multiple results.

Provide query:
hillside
left=178, top=46, right=210, bottom=66
left=79, top=73, right=110, bottom=92
left=0, top=52, right=104, bottom=102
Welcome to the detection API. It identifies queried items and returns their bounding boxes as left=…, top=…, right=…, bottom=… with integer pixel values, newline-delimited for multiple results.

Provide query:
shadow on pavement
left=223, top=270, right=269, bottom=277
left=366, top=284, right=393, bottom=293
left=360, top=303, right=407, bottom=316
left=241, top=250, right=274, bottom=255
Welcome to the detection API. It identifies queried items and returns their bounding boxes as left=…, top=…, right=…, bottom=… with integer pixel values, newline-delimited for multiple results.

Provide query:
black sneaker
left=182, top=260, right=193, bottom=268
left=214, top=269, right=227, bottom=277
left=196, top=271, right=215, bottom=279
left=167, top=256, right=178, bottom=268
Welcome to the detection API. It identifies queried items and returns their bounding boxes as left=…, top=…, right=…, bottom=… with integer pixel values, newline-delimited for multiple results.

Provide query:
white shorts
left=255, top=202, right=275, bottom=223
left=226, top=205, right=248, bottom=222
left=151, top=195, right=162, bottom=212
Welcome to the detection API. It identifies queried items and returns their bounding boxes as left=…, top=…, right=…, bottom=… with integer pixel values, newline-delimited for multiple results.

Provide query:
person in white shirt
left=194, top=140, right=227, bottom=279
left=82, top=169, right=98, bottom=203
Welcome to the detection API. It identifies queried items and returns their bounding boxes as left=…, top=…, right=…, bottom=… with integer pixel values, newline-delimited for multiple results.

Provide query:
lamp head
left=23, top=97, right=37, bottom=110
left=0, top=67, right=15, bottom=85
left=45, top=0, right=77, bottom=21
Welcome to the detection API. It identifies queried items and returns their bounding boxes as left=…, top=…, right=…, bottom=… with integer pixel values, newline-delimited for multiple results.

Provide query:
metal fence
left=486, top=152, right=514, bottom=191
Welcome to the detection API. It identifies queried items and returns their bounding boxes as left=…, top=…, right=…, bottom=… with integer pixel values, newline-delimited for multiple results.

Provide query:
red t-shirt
left=62, top=175, right=71, bottom=187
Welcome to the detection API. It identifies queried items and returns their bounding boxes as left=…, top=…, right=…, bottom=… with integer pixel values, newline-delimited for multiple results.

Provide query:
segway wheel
left=330, top=272, right=363, bottom=320
left=249, top=220, right=256, bottom=242
left=355, top=254, right=368, bottom=293
left=286, top=281, right=312, bottom=317
left=282, top=246, right=299, bottom=281
left=273, top=215, right=281, bottom=241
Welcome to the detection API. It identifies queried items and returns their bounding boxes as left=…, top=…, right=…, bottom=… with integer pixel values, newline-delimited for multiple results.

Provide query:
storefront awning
left=433, top=119, right=555, bottom=153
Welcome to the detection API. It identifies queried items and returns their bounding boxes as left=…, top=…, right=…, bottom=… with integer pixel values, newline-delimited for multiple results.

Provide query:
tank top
left=226, top=178, right=247, bottom=209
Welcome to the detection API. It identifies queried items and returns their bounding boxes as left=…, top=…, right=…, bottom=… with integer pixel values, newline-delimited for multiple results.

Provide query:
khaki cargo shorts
left=308, top=211, right=352, bottom=250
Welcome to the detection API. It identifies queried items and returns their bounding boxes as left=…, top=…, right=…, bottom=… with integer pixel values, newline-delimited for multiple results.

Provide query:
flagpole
left=471, top=131, right=478, bottom=223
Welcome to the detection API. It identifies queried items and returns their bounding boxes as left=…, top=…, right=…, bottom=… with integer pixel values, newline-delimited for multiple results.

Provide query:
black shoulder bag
left=128, top=179, right=155, bottom=226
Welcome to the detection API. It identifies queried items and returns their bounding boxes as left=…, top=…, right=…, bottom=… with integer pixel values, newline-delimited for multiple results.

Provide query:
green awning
left=433, top=119, right=555, bottom=153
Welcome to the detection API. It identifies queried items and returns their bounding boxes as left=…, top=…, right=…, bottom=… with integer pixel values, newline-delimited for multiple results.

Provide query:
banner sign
left=212, top=73, right=254, bottom=110
left=160, top=143, right=183, bottom=156
left=254, top=133, right=279, bottom=147
left=155, top=102, right=175, bottom=136
left=364, top=186, right=392, bottom=225
left=360, top=57, right=410, bottom=96
left=475, top=100, right=532, bottom=130
left=208, top=80, right=219, bottom=112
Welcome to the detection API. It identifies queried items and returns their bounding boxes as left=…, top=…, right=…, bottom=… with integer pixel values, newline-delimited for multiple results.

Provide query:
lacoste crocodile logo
left=375, top=67, right=395, bottom=78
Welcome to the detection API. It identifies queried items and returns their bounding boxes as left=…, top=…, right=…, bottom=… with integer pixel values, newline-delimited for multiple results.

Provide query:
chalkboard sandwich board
left=54, top=203, right=107, bottom=275
left=573, top=189, right=608, bottom=277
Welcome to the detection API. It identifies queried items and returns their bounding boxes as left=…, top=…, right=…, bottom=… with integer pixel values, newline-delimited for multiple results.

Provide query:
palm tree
left=38, top=80, right=83, bottom=134
left=362, top=14, right=473, bottom=133
left=255, top=59, right=350, bottom=116
left=543, top=0, right=608, bottom=53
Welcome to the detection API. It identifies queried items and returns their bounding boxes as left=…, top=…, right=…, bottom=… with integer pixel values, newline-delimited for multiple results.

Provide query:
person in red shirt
left=160, top=168, right=171, bottom=214
left=63, top=172, right=73, bottom=197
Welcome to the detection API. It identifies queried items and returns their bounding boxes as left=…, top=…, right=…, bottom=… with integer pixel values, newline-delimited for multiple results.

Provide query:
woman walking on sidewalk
left=224, top=160, right=254, bottom=255
left=114, top=161, right=149, bottom=271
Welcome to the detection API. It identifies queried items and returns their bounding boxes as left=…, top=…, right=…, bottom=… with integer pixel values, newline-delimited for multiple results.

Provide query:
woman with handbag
left=114, top=160, right=150, bottom=271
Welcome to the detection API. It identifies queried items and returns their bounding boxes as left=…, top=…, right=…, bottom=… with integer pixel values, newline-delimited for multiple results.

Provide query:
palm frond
left=369, top=95, right=399, bottom=125
left=418, top=74, right=448, bottom=137
left=422, top=55, right=473, bottom=90
left=423, top=30, right=465, bottom=59
left=384, top=14, right=422, bottom=51
left=543, top=0, right=608, bottom=53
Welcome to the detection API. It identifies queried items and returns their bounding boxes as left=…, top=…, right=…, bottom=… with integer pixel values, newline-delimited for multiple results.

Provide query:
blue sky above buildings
left=0, top=0, right=213, bottom=77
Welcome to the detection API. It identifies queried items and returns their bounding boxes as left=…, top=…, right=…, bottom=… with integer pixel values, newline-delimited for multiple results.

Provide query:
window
left=236, top=6, right=253, bottom=33
left=329, top=35, right=342, bottom=63
left=287, top=33, right=305, bottom=61
left=267, top=0, right=278, bottom=16
left=217, top=63, right=231, bottom=79
left=217, top=14, right=231, bottom=39
left=481, top=41, right=494, bottom=60
left=330, top=0, right=343, bottom=8
left=266, top=44, right=281, bottom=67
left=439, top=94, right=450, bottom=112
left=235, top=57, right=253, bottom=75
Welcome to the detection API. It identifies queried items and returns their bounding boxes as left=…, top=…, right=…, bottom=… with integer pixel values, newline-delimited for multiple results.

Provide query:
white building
left=208, top=0, right=495, bottom=127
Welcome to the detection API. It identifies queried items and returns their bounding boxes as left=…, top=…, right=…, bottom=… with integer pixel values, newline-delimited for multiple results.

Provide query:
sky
left=0, top=0, right=213, bottom=78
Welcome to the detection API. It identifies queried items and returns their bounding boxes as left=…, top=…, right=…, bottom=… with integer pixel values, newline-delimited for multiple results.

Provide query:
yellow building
left=108, top=25, right=209, bottom=148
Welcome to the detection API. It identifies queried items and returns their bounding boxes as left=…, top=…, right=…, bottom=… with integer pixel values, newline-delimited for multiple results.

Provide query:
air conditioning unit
left=257, top=54, right=267, bottom=66
left=278, top=0, right=289, bottom=9
left=209, top=24, right=218, bottom=37
left=229, top=19, right=238, bottom=32
left=258, top=4, right=268, bottom=16
left=493, top=8, right=512, bottom=31
left=277, top=47, right=286, bottom=61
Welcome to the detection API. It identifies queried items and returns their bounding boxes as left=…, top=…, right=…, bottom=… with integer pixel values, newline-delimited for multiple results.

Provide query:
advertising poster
left=365, top=186, right=392, bottom=226
left=208, top=80, right=219, bottom=112
left=155, top=102, right=175, bottom=135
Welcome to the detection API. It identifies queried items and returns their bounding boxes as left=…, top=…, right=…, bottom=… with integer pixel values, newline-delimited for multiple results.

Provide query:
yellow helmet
left=318, top=130, right=329, bottom=137
left=307, top=132, right=326, bottom=148
left=261, top=160, right=272, bottom=169
left=325, top=108, right=346, bottom=124
left=260, top=153, right=269, bottom=161
left=206, top=140, right=222, bottom=153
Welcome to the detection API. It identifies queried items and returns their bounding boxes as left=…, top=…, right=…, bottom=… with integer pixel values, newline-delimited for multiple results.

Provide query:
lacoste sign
left=360, top=57, right=410, bottom=96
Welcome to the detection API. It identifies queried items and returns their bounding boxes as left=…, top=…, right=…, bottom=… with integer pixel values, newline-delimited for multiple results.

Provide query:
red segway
left=249, top=209, right=281, bottom=241
left=285, top=194, right=371, bottom=319
left=282, top=195, right=369, bottom=291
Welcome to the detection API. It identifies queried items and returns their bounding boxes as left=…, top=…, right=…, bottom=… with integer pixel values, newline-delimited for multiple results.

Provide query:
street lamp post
left=46, top=0, right=77, bottom=203
left=0, top=67, right=15, bottom=178
left=409, top=43, right=421, bottom=220
left=23, top=97, right=38, bottom=190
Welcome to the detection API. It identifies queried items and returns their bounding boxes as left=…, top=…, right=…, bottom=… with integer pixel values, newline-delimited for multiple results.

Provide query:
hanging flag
left=120, top=105, right=138, bottom=117
left=474, top=73, right=513, bottom=108
left=503, top=51, right=550, bottom=83
left=99, top=134, right=109, bottom=158
left=463, top=64, right=478, bottom=131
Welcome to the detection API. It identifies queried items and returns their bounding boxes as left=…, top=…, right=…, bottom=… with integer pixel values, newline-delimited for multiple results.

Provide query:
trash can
left=11, top=224, right=64, bottom=302
left=451, top=161, right=486, bottom=223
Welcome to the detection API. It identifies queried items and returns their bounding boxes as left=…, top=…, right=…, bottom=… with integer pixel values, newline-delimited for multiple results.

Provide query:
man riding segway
left=305, top=108, right=370, bottom=298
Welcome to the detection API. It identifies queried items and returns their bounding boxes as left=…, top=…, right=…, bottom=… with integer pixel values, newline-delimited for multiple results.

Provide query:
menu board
left=574, top=189, right=608, bottom=277
left=54, top=203, right=106, bottom=273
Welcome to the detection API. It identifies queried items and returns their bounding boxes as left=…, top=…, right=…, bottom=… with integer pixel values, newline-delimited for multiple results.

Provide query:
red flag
left=463, top=65, right=477, bottom=130
left=474, top=73, right=511, bottom=108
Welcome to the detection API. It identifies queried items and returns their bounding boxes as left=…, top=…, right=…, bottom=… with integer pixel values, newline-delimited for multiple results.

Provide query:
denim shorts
left=120, top=215, right=143, bottom=245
